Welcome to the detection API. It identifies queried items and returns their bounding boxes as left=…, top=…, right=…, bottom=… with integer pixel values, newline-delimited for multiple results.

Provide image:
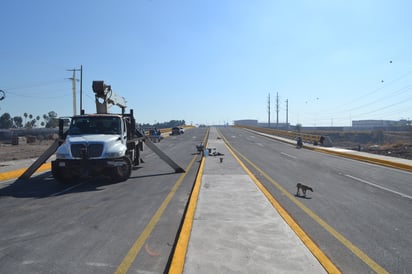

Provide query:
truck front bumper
left=52, top=158, right=125, bottom=177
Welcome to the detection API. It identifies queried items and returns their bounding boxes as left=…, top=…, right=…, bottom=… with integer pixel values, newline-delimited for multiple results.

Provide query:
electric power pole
left=268, top=93, right=271, bottom=127
left=286, top=99, right=288, bottom=129
left=80, top=65, right=83, bottom=114
left=276, top=92, right=279, bottom=128
left=67, top=67, right=82, bottom=116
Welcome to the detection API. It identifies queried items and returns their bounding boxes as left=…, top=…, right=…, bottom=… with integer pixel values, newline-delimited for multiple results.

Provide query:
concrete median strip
left=171, top=127, right=332, bottom=273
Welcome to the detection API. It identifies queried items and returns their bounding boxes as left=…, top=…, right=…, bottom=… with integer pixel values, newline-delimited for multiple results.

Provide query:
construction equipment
left=18, top=80, right=184, bottom=182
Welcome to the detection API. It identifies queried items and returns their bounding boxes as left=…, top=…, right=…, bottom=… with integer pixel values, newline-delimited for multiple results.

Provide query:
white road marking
left=281, top=152, right=297, bottom=159
left=22, top=260, right=37, bottom=265
left=86, top=262, right=114, bottom=267
left=345, top=174, right=412, bottom=200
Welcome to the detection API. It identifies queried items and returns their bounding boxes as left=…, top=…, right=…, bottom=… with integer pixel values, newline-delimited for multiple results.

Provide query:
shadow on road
left=0, top=173, right=116, bottom=198
left=0, top=169, right=183, bottom=198
left=294, top=194, right=313, bottom=199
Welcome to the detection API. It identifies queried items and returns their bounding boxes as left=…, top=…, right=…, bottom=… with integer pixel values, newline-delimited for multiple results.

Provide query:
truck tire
left=110, top=156, right=132, bottom=182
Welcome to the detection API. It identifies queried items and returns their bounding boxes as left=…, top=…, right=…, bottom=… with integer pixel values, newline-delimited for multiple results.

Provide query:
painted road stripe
left=223, top=135, right=389, bottom=274
left=345, top=174, right=412, bottom=200
left=0, top=163, right=51, bottom=182
left=222, top=136, right=341, bottom=274
left=115, top=154, right=198, bottom=274
left=168, top=157, right=205, bottom=273
left=116, top=130, right=209, bottom=274
left=280, top=151, right=297, bottom=159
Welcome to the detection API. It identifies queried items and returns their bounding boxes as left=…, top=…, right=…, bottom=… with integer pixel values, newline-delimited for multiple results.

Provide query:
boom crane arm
left=92, top=81, right=127, bottom=114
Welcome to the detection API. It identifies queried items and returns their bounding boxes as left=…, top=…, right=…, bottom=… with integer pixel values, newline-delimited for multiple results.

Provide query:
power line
left=267, top=93, right=271, bottom=127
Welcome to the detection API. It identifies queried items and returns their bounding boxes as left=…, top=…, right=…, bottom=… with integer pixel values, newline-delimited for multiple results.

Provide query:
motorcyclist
left=296, top=136, right=303, bottom=148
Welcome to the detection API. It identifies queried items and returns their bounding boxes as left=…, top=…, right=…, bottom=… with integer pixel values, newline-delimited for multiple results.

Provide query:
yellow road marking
left=222, top=134, right=389, bottom=274
left=168, top=157, right=205, bottom=274
left=168, top=129, right=209, bottom=274
left=223, top=140, right=340, bottom=273
left=114, top=155, right=197, bottom=274
left=116, top=129, right=209, bottom=274
left=311, top=147, right=412, bottom=172
left=0, top=163, right=51, bottom=182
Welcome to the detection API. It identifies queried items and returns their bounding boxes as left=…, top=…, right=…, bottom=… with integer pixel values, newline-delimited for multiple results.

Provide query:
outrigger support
left=143, top=136, right=185, bottom=173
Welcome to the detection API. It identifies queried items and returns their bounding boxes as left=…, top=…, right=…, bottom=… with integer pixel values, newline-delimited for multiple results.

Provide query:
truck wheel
left=111, top=156, right=132, bottom=182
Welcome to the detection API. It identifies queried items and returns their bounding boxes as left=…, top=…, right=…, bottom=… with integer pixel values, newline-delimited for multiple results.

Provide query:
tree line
left=140, top=120, right=186, bottom=129
left=0, top=111, right=59, bottom=129
left=0, top=113, right=185, bottom=130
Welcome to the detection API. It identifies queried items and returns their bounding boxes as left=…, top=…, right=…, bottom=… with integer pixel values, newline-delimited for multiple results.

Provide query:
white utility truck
left=51, top=81, right=183, bottom=183
left=51, top=81, right=144, bottom=182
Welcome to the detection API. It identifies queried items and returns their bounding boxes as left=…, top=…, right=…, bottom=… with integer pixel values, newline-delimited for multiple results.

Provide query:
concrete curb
left=310, top=146, right=412, bottom=172
left=245, top=128, right=412, bottom=172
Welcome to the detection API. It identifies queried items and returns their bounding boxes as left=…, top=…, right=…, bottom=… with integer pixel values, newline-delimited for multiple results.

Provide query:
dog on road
left=296, top=183, right=313, bottom=197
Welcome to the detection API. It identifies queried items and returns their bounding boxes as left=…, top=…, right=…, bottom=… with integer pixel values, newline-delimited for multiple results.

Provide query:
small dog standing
left=296, top=183, right=313, bottom=197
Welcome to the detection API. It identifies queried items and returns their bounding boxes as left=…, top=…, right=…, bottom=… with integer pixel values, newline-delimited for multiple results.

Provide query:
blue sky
left=1, top=0, right=411, bottom=127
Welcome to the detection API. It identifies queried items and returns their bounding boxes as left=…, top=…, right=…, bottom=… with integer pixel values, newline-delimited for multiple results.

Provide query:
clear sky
left=1, top=0, right=411, bottom=127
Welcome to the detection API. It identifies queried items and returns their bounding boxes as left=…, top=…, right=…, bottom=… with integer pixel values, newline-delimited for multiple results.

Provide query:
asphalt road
left=0, top=127, right=208, bottom=274
left=1, top=126, right=411, bottom=273
left=219, top=127, right=412, bottom=274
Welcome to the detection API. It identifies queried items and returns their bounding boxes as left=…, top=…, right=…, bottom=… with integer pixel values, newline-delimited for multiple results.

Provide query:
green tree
left=24, top=114, right=34, bottom=128
left=44, top=111, right=59, bottom=128
left=35, top=116, right=40, bottom=127
left=13, top=116, right=23, bottom=128
left=0, top=113, right=13, bottom=129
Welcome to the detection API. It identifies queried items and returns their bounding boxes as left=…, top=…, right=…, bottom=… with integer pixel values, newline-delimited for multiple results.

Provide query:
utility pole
left=267, top=93, right=271, bottom=128
left=80, top=65, right=83, bottom=114
left=67, top=67, right=82, bottom=116
left=286, top=99, right=288, bottom=129
left=276, top=92, right=279, bottom=128
left=0, top=90, right=5, bottom=111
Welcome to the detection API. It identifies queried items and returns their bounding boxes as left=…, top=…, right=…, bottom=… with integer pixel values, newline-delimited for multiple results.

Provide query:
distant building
left=259, top=122, right=290, bottom=129
left=233, top=119, right=258, bottom=126
left=352, top=119, right=409, bottom=129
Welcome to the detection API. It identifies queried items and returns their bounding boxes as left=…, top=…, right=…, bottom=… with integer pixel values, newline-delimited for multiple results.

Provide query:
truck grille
left=71, top=144, right=103, bottom=158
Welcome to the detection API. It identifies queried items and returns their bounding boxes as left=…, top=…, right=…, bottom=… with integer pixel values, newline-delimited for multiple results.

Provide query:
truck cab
left=52, top=113, right=142, bottom=183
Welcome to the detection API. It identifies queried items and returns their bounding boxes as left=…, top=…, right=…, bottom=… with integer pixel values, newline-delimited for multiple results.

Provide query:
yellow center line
left=168, top=129, right=209, bottom=274
left=114, top=155, right=197, bottom=274
left=116, top=129, right=209, bottom=274
left=221, top=133, right=389, bottom=274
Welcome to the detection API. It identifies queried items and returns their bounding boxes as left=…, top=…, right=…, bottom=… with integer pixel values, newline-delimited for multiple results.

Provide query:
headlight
left=56, top=153, right=70, bottom=159
left=106, top=151, right=124, bottom=158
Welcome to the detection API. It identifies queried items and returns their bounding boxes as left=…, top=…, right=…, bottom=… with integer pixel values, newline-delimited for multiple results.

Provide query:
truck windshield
left=68, top=117, right=121, bottom=135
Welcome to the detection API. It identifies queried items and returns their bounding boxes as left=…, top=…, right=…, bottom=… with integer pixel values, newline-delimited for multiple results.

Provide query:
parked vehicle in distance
left=171, top=127, right=181, bottom=135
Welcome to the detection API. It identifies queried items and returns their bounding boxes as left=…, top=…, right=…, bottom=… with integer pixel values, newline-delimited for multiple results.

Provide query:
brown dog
left=296, top=183, right=313, bottom=197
